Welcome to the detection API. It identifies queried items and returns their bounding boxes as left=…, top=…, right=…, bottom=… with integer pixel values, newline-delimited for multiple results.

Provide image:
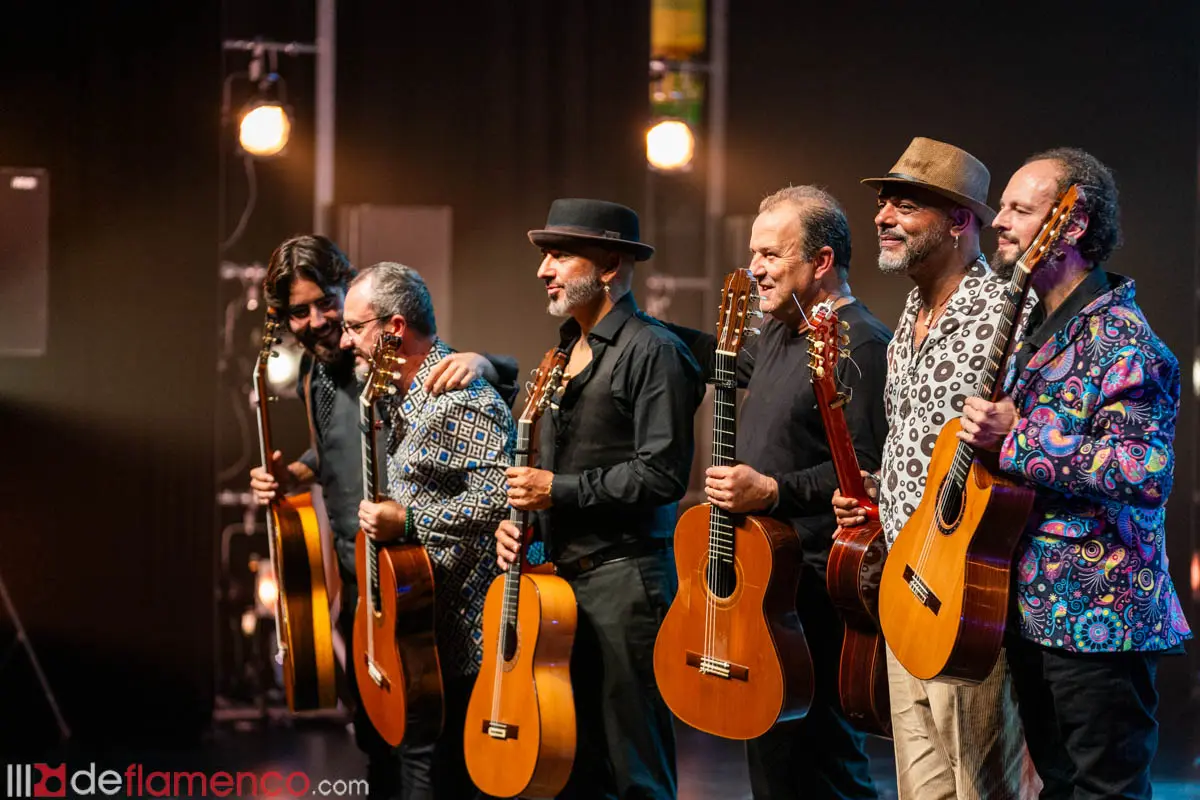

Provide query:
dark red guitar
left=808, top=300, right=891, bottom=737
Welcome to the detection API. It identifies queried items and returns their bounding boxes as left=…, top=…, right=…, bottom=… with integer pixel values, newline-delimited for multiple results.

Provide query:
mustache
left=878, top=227, right=907, bottom=241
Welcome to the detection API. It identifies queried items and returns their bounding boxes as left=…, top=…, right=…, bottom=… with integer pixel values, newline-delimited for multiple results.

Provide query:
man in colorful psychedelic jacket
left=960, top=147, right=1191, bottom=800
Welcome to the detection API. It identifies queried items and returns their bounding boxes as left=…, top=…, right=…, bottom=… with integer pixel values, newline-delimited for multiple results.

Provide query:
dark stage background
left=0, top=0, right=1196, bottom=771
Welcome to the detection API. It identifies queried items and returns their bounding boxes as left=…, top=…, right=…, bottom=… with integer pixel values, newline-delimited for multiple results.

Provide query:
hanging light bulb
left=239, top=102, right=291, bottom=157
left=646, top=119, right=695, bottom=172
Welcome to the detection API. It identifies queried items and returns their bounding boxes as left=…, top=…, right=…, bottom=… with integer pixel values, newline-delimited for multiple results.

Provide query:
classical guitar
left=807, top=300, right=891, bottom=737
left=653, top=268, right=814, bottom=741
left=353, top=332, right=444, bottom=746
left=880, top=185, right=1082, bottom=683
left=464, top=347, right=576, bottom=799
left=252, top=312, right=337, bottom=712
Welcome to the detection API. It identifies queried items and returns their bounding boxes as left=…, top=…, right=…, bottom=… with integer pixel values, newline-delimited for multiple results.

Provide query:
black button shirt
left=539, top=293, right=705, bottom=563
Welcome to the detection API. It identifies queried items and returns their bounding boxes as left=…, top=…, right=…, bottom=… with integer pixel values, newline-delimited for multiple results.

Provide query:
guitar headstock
left=520, top=347, right=568, bottom=425
left=1018, top=184, right=1083, bottom=274
left=806, top=298, right=849, bottom=387
left=716, top=268, right=762, bottom=355
left=364, top=332, right=404, bottom=403
left=256, top=311, right=285, bottom=372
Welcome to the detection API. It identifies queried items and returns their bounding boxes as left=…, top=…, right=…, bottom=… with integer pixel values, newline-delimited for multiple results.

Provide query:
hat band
left=544, top=224, right=629, bottom=240
left=885, top=172, right=984, bottom=205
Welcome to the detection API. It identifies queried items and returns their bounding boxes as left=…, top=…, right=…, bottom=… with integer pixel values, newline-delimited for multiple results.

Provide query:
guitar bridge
left=902, top=565, right=942, bottom=615
left=685, top=650, right=749, bottom=681
left=482, top=720, right=519, bottom=740
left=365, top=658, right=391, bottom=690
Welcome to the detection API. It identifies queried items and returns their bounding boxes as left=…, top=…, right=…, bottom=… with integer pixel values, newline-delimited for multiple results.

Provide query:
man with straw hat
left=834, top=137, right=1037, bottom=799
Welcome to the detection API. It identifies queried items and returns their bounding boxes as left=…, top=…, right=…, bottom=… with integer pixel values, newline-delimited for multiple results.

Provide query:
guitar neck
left=252, top=362, right=275, bottom=475
left=812, top=376, right=877, bottom=521
left=498, top=420, right=534, bottom=631
left=709, top=351, right=737, bottom=561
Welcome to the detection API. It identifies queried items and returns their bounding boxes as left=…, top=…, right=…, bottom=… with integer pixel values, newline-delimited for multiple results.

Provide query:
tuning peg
left=815, top=366, right=825, bottom=379
left=840, top=334, right=850, bottom=346
left=745, top=327, right=761, bottom=338
left=840, top=321, right=850, bottom=330
left=812, top=340, right=825, bottom=351
left=748, top=308, right=764, bottom=319
left=840, top=348, right=851, bottom=359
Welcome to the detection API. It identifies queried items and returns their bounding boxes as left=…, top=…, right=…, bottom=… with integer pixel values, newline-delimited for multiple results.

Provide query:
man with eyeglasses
left=249, top=234, right=517, bottom=799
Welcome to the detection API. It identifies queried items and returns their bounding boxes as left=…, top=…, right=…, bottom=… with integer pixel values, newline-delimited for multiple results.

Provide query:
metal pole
left=703, top=0, right=728, bottom=322
left=314, top=0, right=336, bottom=234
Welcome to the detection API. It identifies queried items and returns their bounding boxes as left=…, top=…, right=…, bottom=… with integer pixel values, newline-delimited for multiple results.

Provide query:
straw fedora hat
left=862, top=137, right=996, bottom=225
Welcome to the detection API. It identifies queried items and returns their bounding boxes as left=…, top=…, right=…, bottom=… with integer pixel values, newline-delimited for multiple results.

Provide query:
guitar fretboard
left=709, top=351, right=737, bottom=565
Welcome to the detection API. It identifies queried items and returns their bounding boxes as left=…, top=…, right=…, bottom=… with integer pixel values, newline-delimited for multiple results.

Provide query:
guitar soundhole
left=706, top=558, right=738, bottom=600
left=936, top=482, right=966, bottom=533
left=502, top=621, right=518, bottom=662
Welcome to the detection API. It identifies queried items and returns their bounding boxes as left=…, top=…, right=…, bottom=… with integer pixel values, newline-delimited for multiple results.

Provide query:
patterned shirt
left=879, top=258, right=1033, bottom=546
left=385, top=339, right=515, bottom=677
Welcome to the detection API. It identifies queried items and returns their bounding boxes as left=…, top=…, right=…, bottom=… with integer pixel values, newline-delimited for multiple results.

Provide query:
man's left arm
left=1000, top=345, right=1179, bottom=510
left=425, top=351, right=520, bottom=408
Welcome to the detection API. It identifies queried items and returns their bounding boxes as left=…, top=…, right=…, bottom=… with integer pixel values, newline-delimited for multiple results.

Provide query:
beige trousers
left=887, top=646, right=1041, bottom=800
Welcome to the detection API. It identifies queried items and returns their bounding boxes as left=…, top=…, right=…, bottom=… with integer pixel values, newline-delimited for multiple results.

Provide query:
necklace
left=921, top=294, right=953, bottom=329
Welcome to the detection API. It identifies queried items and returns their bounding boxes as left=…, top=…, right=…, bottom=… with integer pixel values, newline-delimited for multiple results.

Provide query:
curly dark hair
left=1026, top=147, right=1123, bottom=265
left=263, top=234, right=356, bottom=311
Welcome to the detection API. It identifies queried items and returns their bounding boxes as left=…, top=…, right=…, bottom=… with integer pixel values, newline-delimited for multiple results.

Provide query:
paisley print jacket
left=1000, top=274, right=1192, bottom=653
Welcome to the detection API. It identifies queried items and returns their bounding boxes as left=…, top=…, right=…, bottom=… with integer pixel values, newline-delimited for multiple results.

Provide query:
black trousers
left=556, top=551, right=679, bottom=800
left=746, top=568, right=877, bottom=800
left=338, top=564, right=486, bottom=800
left=1006, top=637, right=1160, bottom=800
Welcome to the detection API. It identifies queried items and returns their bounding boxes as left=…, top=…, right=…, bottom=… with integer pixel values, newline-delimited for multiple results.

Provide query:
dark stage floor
left=16, top=710, right=1199, bottom=799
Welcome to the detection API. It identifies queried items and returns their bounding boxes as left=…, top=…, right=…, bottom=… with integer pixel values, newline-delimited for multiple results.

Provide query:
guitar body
left=465, top=573, right=577, bottom=799
left=826, top=521, right=890, bottom=737
left=353, top=533, right=444, bottom=747
left=879, top=420, right=1035, bottom=683
left=654, top=504, right=814, bottom=740
left=271, top=491, right=338, bottom=712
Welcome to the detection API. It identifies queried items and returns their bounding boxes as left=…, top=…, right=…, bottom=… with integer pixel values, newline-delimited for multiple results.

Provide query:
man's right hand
left=250, top=450, right=289, bottom=506
left=832, top=470, right=879, bottom=528
left=495, top=520, right=524, bottom=570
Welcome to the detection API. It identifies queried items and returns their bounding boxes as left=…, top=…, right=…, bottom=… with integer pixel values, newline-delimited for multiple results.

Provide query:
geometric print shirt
left=385, top=338, right=515, bottom=678
left=879, top=257, right=1034, bottom=547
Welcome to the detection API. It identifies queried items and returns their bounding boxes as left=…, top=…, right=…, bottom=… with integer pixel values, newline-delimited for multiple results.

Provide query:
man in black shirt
left=671, top=186, right=890, bottom=800
left=249, top=234, right=518, bottom=800
left=494, top=199, right=704, bottom=799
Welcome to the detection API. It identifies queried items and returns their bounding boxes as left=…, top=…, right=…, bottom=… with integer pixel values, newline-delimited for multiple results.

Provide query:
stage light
left=266, top=338, right=302, bottom=393
left=646, top=119, right=695, bottom=172
left=253, top=557, right=279, bottom=617
left=239, top=102, right=291, bottom=158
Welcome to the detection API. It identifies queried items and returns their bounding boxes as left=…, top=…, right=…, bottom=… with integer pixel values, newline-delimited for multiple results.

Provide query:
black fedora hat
left=528, top=198, right=655, bottom=261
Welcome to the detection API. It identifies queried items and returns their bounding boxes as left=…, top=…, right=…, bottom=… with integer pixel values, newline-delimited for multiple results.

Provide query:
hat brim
left=528, top=229, right=655, bottom=261
left=861, top=175, right=996, bottom=226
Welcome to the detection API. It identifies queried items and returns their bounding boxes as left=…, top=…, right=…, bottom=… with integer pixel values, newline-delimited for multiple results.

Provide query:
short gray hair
left=758, top=185, right=852, bottom=280
left=353, top=262, right=437, bottom=337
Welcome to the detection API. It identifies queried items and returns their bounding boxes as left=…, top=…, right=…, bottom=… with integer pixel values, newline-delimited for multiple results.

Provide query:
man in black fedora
left=495, top=198, right=704, bottom=799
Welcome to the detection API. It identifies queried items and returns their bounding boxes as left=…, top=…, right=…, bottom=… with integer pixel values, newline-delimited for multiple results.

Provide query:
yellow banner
left=651, top=0, right=706, bottom=58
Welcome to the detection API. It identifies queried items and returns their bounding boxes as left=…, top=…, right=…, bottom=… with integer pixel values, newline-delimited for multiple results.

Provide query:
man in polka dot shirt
left=834, top=137, right=1035, bottom=800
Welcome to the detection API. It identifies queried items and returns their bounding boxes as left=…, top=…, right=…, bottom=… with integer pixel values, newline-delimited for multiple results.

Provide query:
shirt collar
left=557, top=291, right=638, bottom=348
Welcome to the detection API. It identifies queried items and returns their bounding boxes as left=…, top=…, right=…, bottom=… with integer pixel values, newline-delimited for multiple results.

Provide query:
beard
left=990, top=233, right=1022, bottom=279
left=296, top=323, right=345, bottom=364
left=547, top=271, right=604, bottom=317
left=877, top=215, right=953, bottom=275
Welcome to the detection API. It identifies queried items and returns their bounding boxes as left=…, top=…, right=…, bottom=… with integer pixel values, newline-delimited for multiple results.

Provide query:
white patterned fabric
left=385, top=339, right=515, bottom=677
left=879, top=258, right=1034, bottom=547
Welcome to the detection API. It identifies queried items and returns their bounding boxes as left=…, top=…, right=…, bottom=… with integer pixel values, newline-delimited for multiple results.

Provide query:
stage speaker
left=0, top=168, right=49, bottom=356
left=337, top=205, right=453, bottom=342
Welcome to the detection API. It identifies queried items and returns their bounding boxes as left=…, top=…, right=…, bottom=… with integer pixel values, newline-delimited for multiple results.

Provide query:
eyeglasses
left=340, top=315, right=389, bottom=335
left=286, top=294, right=339, bottom=321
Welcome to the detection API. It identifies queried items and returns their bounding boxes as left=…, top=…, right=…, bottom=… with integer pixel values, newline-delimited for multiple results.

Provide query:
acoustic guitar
left=880, top=185, right=1081, bottom=683
left=807, top=300, right=891, bottom=737
left=252, top=312, right=337, bottom=712
left=353, top=332, right=444, bottom=746
left=464, top=347, right=576, bottom=799
left=653, top=268, right=814, bottom=741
